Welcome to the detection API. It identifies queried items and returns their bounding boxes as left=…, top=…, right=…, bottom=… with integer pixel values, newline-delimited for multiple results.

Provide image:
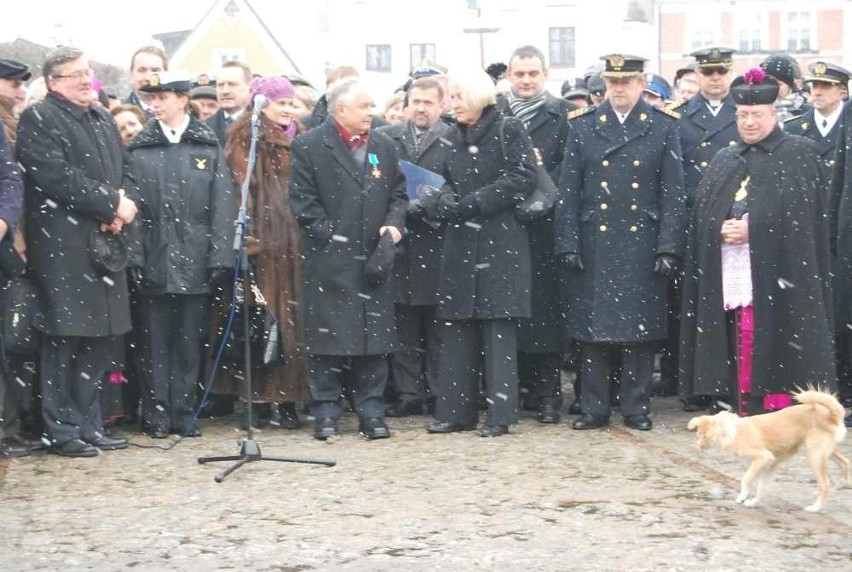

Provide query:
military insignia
left=192, top=156, right=208, bottom=170
left=710, top=47, right=721, bottom=60
left=567, top=107, right=594, bottom=120
left=149, top=73, right=160, bottom=87
left=197, top=74, right=210, bottom=86
left=734, top=176, right=749, bottom=202
left=814, top=62, right=827, bottom=76
left=368, top=153, right=380, bottom=178
left=608, top=54, right=625, bottom=70
left=599, top=114, right=607, bottom=123
left=639, top=112, right=648, bottom=122
left=802, top=122, right=809, bottom=131
left=654, top=106, right=681, bottom=120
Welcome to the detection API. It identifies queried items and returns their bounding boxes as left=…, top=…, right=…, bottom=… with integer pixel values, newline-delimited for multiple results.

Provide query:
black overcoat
left=680, top=127, right=836, bottom=398
left=376, top=119, right=452, bottom=306
left=289, top=120, right=407, bottom=356
left=829, top=101, right=852, bottom=330
left=554, top=99, right=686, bottom=342
left=498, top=93, right=573, bottom=352
left=435, top=105, right=537, bottom=320
left=128, top=116, right=235, bottom=295
left=783, top=109, right=841, bottom=183
left=675, top=94, right=739, bottom=200
left=16, top=92, right=139, bottom=337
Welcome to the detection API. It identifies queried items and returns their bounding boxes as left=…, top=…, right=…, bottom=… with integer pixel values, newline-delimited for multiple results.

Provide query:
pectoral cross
left=734, top=176, right=749, bottom=202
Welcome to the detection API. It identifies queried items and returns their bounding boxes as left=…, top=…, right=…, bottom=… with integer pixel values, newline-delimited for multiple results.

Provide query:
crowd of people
left=0, top=40, right=850, bottom=459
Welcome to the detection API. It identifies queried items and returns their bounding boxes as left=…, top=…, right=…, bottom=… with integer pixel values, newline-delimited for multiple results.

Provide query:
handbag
left=218, top=272, right=286, bottom=370
left=498, top=117, right=558, bottom=222
left=0, top=276, right=41, bottom=369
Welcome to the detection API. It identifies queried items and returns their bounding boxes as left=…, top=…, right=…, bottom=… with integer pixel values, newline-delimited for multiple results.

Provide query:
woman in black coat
left=128, top=73, right=235, bottom=438
left=425, top=70, right=537, bottom=437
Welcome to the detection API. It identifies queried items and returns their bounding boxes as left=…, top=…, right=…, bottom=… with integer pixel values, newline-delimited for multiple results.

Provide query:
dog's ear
left=687, top=416, right=705, bottom=431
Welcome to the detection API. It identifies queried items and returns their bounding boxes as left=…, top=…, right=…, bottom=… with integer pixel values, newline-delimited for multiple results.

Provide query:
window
left=737, top=12, right=764, bottom=52
left=410, top=44, right=436, bottom=69
left=687, top=7, right=717, bottom=51
left=549, top=27, right=575, bottom=67
left=786, top=11, right=812, bottom=52
left=366, top=44, right=391, bottom=72
left=213, top=49, right=244, bottom=67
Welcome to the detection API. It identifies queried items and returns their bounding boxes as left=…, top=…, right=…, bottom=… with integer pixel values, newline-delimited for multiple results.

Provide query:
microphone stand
left=198, top=107, right=335, bottom=482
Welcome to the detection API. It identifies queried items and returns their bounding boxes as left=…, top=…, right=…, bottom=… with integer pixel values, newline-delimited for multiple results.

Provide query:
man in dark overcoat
left=376, top=77, right=452, bottom=417
left=554, top=54, right=686, bottom=431
left=680, top=69, right=835, bottom=413
left=497, top=45, right=574, bottom=424
left=290, top=79, right=407, bottom=440
left=16, top=47, right=140, bottom=457
left=665, top=48, right=740, bottom=404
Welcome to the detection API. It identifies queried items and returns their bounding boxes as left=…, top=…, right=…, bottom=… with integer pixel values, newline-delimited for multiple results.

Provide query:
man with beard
left=680, top=68, right=835, bottom=416
left=377, top=77, right=452, bottom=417
left=497, top=45, right=574, bottom=424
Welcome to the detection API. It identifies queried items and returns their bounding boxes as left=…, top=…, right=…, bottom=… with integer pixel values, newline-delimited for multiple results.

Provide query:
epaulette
left=654, top=104, right=681, bottom=120
left=665, top=99, right=687, bottom=113
left=567, top=106, right=595, bottom=121
left=783, top=114, right=803, bottom=123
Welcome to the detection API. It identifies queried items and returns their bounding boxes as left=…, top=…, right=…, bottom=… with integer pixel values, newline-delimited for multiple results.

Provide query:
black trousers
left=579, top=342, right=655, bottom=418
left=391, top=303, right=441, bottom=401
left=434, top=318, right=518, bottom=427
left=40, top=335, right=115, bottom=445
left=138, top=294, right=210, bottom=432
left=308, top=354, right=388, bottom=421
left=659, top=276, right=682, bottom=390
left=518, top=352, right=562, bottom=408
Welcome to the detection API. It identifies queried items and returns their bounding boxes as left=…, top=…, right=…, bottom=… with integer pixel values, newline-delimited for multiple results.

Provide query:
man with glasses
left=663, top=48, right=740, bottom=408
left=16, top=47, right=140, bottom=457
left=680, top=68, right=835, bottom=417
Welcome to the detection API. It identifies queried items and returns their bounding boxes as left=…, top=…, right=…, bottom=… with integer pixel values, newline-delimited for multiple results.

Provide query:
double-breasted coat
left=554, top=98, right=686, bottom=343
left=16, top=92, right=139, bottom=337
left=435, top=105, right=537, bottom=321
left=783, top=109, right=841, bottom=183
left=289, top=120, right=407, bottom=356
left=498, top=93, right=573, bottom=352
left=127, top=116, right=235, bottom=295
left=376, top=120, right=452, bottom=306
left=674, top=93, right=739, bottom=199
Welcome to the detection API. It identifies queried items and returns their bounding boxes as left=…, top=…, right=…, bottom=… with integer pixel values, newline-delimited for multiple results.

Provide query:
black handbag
left=0, top=276, right=40, bottom=369
left=498, top=117, right=558, bottom=222
left=218, top=274, right=286, bottom=370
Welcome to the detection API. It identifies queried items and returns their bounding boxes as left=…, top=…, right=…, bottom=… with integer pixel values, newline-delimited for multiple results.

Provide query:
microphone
left=251, top=94, right=266, bottom=122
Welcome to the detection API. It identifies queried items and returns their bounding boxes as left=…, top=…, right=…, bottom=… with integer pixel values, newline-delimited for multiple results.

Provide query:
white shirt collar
left=814, top=106, right=842, bottom=137
left=158, top=113, right=190, bottom=144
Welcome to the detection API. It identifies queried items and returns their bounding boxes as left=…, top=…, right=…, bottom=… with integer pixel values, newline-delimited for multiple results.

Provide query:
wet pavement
left=2, top=392, right=852, bottom=571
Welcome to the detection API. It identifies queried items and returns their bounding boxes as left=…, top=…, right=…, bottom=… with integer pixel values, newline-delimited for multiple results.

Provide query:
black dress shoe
left=682, top=396, right=711, bottom=412
left=572, top=414, right=609, bottom=430
left=359, top=417, right=390, bottom=440
left=567, top=399, right=582, bottom=415
left=624, top=415, right=652, bottom=431
left=86, top=435, right=129, bottom=450
left=0, top=438, right=31, bottom=458
left=180, top=427, right=202, bottom=438
left=314, top=417, right=339, bottom=440
left=10, top=434, right=46, bottom=451
left=479, top=424, right=508, bottom=437
left=51, top=439, right=99, bottom=458
left=426, top=421, right=476, bottom=433
left=537, top=403, right=561, bottom=424
left=386, top=398, right=423, bottom=417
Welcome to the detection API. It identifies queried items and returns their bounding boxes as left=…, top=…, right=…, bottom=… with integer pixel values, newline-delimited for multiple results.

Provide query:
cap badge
left=197, top=74, right=210, bottom=86
left=149, top=73, right=160, bottom=87
left=609, top=54, right=625, bottom=70
left=814, top=62, right=828, bottom=76
left=710, top=48, right=721, bottom=60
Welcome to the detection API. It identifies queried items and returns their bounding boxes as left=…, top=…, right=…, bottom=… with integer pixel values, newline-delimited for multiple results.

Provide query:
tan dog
left=687, top=389, right=850, bottom=512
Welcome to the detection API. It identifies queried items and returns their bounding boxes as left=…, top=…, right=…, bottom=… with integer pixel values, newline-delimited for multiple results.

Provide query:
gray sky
left=3, top=0, right=204, bottom=66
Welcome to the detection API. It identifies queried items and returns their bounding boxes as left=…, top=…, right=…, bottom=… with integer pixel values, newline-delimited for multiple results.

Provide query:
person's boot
left=278, top=402, right=302, bottom=430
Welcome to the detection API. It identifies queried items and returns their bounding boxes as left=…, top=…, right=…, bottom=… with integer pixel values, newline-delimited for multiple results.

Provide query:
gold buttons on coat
left=601, top=181, right=608, bottom=188
left=729, top=140, right=737, bottom=146
left=700, top=142, right=708, bottom=148
left=630, top=204, right=638, bottom=211
left=633, top=160, right=640, bottom=167
left=602, top=160, right=610, bottom=167
left=599, top=225, right=608, bottom=232
left=700, top=161, right=708, bottom=168
left=629, top=225, right=638, bottom=233
left=631, top=182, right=639, bottom=189
left=600, top=203, right=608, bottom=210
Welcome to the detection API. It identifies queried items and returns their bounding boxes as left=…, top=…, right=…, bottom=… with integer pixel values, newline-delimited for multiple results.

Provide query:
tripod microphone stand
left=198, top=97, right=335, bottom=482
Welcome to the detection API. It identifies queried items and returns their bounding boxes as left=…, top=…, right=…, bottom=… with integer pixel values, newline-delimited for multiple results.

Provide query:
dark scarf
left=506, top=90, right=546, bottom=127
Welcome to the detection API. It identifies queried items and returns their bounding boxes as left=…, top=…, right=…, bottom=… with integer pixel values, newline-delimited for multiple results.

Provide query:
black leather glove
left=407, top=198, right=426, bottom=218
left=560, top=252, right=584, bottom=272
left=653, top=253, right=680, bottom=279
left=455, top=193, right=478, bottom=220
left=127, top=266, right=142, bottom=291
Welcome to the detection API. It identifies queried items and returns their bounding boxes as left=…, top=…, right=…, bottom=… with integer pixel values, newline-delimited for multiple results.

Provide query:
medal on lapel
left=368, top=153, right=381, bottom=178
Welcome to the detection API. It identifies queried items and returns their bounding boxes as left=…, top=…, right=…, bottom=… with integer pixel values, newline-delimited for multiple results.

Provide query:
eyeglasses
left=698, top=67, right=730, bottom=77
left=53, top=69, right=94, bottom=81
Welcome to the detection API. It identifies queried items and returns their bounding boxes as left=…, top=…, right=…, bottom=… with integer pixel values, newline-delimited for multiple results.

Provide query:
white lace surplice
left=721, top=214, right=752, bottom=310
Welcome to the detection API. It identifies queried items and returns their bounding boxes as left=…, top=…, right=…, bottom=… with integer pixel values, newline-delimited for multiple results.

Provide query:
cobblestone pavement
left=2, top=394, right=852, bottom=571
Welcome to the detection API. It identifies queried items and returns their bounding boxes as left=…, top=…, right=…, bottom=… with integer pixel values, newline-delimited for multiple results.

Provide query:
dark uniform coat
left=680, top=127, right=835, bottom=397
left=498, top=93, right=573, bottom=352
left=674, top=93, right=739, bottom=200
left=783, top=109, right=841, bottom=182
left=829, top=101, right=852, bottom=331
left=289, top=120, right=407, bottom=356
left=376, top=119, right=452, bottom=306
left=435, top=105, right=537, bottom=320
left=554, top=98, right=686, bottom=342
left=127, top=117, right=235, bottom=295
left=16, top=92, right=139, bottom=337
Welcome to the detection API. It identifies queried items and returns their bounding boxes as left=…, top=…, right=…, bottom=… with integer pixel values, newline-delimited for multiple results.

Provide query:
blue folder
left=398, top=160, right=445, bottom=201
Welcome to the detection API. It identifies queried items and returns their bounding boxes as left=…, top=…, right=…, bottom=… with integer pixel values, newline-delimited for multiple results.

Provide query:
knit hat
left=760, top=54, right=800, bottom=91
left=249, top=75, right=295, bottom=108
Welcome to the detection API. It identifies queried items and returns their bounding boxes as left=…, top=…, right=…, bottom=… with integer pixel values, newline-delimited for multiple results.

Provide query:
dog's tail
left=794, top=388, right=847, bottom=441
